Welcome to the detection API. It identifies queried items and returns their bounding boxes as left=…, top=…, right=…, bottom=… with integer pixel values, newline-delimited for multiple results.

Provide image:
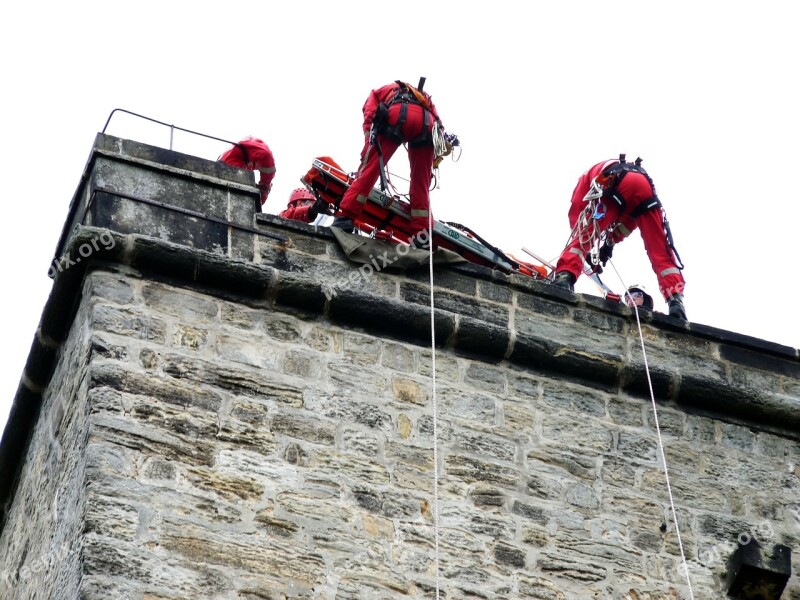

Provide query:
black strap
left=235, top=143, right=250, bottom=167
left=408, top=109, right=432, bottom=148
left=629, top=196, right=662, bottom=219
left=374, top=210, right=395, bottom=232
left=372, top=131, right=389, bottom=192
left=601, top=155, right=658, bottom=214
left=604, top=190, right=626, bottom=211
left=663, top=213, right=685, bottom=270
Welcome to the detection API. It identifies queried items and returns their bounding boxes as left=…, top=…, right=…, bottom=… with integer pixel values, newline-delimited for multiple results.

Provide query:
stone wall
left=1, top=134, right=798, bottom=599
left=0, top=289, right=93, bottom=598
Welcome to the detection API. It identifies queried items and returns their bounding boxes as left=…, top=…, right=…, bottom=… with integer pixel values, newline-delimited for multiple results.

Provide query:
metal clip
left=593, top=202, right=606, bottom=220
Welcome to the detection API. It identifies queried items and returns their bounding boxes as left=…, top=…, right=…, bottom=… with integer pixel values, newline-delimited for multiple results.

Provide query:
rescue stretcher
left=301, top=157, right=549, bottom=280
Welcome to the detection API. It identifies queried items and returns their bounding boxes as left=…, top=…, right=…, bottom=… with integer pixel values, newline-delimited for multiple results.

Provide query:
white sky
left=1, top=2, right=798, bottom=434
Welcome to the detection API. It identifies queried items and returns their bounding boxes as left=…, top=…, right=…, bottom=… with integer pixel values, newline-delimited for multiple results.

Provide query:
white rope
left=561, top=197, right=606, bottom=275
left=432, top=122, right=448, bottom=159
left=608, top=260, right=695, bottom=599
left=426, top=212, right=441, bottom=598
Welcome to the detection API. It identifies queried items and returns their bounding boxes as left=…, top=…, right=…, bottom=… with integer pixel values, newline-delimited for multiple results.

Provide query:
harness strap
left=236, top=143, right=251, bottom=168
left=408, top=110, right=432, bottom=148
left=601, top=155, right=659, bottom=216
left=374, top=210, right=395, bottom=232
left=600, top=155, right=685, bottom=271
left=374, top=133, right=389, bottom=192
left=663, top=213, right=685, bottom=270
left=630, top=196, right=662, bottom=219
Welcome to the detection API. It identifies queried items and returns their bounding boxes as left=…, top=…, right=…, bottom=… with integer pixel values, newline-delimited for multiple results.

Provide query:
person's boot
left=552, top=271, right=576, bottom=292
left=668, top=293, right=687, bottom=320
left=409, top=230, right=433, bottom=251
left=331, top=216, right=354, bottom=234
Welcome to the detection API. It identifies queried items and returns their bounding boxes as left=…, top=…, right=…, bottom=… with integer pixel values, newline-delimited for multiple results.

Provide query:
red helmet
left=289, top=187, right=314, bottom=204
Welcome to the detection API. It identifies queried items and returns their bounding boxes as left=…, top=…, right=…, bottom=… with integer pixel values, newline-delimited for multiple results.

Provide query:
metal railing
left=102, top=108, right=239, bottom=152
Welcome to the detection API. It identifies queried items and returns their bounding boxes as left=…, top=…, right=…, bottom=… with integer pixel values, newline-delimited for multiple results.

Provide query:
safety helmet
left=625, top=285, right=654, bottom=310
left=289, top=187, right=315, bottom=204
left=595, top=158, right=623, bottom=188
left=583, top=159, right=619, bottom=202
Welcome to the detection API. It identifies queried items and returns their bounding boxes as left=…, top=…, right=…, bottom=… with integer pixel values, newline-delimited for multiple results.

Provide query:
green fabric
left=329, top=227, right=467, bottom=270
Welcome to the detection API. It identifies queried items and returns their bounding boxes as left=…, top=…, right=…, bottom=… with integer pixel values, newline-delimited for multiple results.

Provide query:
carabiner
left=593, top=202, right=606, bottom=220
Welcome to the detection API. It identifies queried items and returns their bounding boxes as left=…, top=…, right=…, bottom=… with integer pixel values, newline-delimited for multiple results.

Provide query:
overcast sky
left=1, top=2, right=798, bottom=434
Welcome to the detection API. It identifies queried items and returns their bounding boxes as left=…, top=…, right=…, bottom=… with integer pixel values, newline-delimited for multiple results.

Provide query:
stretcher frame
left=302, top=158, right=547, bottom=279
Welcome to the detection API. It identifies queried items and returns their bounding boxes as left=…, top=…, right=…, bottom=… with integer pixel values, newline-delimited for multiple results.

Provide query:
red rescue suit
left=219, top=137, right=276, bottom=205
left=555, top=160, right=685, bottom=301
left=279, top=201, right=315, bottom=223
left=339, top=82, right=442, bottom=241
left=279, top=188, right=317, bottom=223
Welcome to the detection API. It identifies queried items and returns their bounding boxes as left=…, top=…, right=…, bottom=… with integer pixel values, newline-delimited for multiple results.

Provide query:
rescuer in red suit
left=333, top=81, right=443, bottom=247
left=552, top=157, right=687, bottom=319
left=279, top=188, right=321, bottom=223
left=219, top=137, right=276, bottom=205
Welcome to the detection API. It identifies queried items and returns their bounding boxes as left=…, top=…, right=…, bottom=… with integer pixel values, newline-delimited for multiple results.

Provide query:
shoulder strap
left=236, top=143, right=251, bottom=167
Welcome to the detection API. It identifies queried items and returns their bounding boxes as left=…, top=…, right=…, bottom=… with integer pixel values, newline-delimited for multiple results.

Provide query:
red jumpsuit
left=339, top=82, right=442, bottom=241
left=279, top=199, right=315, bottom=223
left=555, top=160, right=685, bottom=301
left=219, top=137, right=276, bottom=205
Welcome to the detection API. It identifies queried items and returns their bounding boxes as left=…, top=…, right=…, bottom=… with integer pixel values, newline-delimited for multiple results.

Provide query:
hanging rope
left=425, top=211, right=442, bottom=598
left=607, top=260, right=695, bottom=600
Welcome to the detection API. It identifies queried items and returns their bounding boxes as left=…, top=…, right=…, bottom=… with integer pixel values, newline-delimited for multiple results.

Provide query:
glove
left=307, top=198, right=326, bottom=221
left=257, top=181, right=271, bottom=205
left=599, top=240, right=614, bottom=265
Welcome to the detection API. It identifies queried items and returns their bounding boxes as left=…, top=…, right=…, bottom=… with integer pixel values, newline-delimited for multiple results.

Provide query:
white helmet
left=625, top=285, right=654, bottom=310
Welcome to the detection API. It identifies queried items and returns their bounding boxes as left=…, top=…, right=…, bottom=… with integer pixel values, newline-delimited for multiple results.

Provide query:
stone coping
left=1, top=215, right=798, bottom=532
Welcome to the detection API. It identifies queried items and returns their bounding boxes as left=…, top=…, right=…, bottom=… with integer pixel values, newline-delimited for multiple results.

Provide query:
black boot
left=668, top=293, right=687, bottom=320
left=410, top=230, right=433, bottom=251
left=552, top=271, right=576, bottom=292
left=331, top=216, right=354, bottom=234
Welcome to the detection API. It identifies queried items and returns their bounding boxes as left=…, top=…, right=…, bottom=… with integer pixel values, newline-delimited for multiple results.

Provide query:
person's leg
left=339, top=136, right=400, bottom=218
left=638, top=208, right=686, bottom=318
left=396, top=104, right=435, bottom=244
left=407, top=144, right=435, bottom=242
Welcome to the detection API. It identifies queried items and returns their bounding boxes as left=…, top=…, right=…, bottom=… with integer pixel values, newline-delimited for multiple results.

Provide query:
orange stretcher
left=301, top=157, right=549, bottom=280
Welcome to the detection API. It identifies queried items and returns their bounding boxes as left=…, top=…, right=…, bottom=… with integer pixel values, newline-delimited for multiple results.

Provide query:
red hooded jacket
left=219, top=137, right=276, bottom=205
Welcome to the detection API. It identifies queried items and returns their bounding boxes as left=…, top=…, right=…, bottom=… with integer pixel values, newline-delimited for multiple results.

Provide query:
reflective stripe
left=258, top=166, right=276, bottom=175
left=661, top=267, right=681, bottom=277
left=410, top=209, right=429, bottom=217
left=356, top=193, right=369, bottom=205
left=615, top=223, right=632, bottom=237
left=569, top=248, right=585, bottom=258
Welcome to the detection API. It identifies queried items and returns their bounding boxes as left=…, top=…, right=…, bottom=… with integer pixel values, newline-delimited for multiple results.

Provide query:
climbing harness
left=373, top=80, right=436, bottom=148
left=568, top=154, right=684, bottom=276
